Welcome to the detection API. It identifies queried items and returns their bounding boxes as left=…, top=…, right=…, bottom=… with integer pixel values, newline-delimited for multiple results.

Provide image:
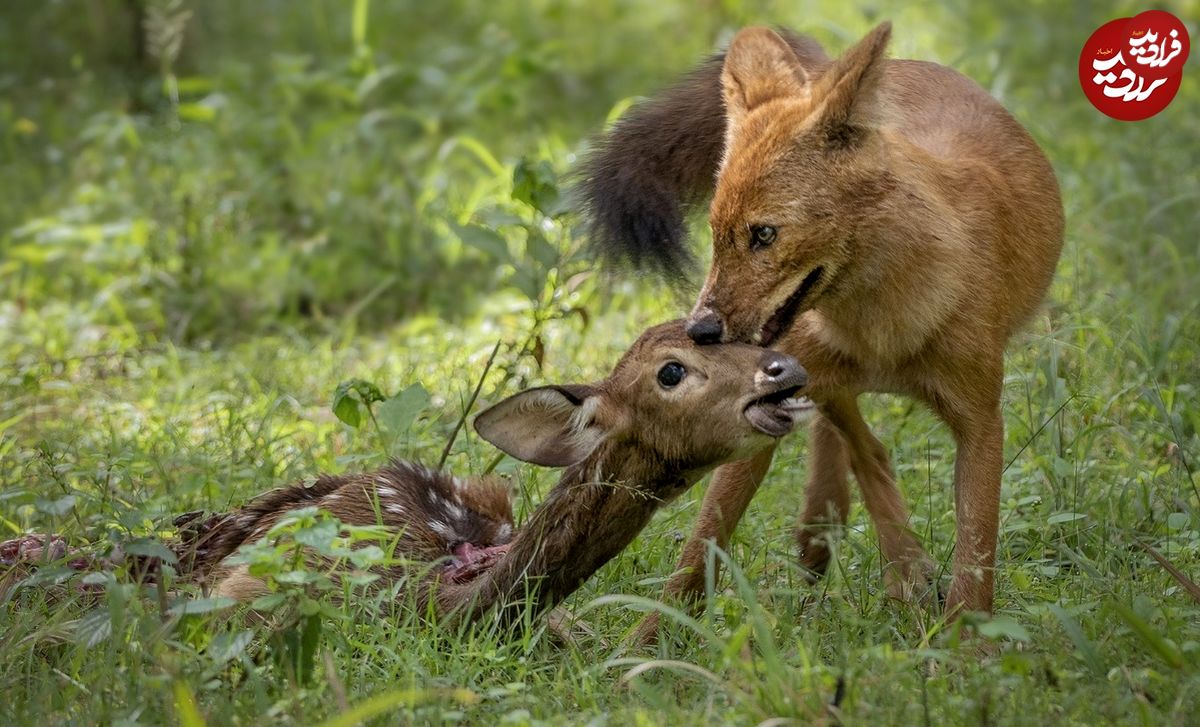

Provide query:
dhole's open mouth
left=760, top=267, right=824, bottom=345
left=744, top=381, right=814, bottom=438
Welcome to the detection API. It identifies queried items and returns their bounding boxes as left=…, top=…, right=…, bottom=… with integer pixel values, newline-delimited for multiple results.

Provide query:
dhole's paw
left=625, top=612, right=662, bottom=650
left=883, top=557, right=940, bottom=606
left=794, top=524, right=839, bottom=581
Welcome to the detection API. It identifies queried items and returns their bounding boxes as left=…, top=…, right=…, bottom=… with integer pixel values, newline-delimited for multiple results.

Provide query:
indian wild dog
left=187, top=320, right=813, bottom=623
left=578, top=23, right=1064, bottom=624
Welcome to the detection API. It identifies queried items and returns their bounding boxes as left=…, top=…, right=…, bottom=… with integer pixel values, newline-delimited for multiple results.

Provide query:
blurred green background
left=2, top=1, right=1198, bottom=724
left=4, top=0, right=1194, bottom=342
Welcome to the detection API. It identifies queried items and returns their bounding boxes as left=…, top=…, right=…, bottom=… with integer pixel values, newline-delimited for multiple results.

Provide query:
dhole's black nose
left=758, top=351, right=808, bottom=387
left=686, top=309, right=724, bottom=344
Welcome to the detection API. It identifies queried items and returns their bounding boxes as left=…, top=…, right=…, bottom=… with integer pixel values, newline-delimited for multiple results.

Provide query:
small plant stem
left=438, top=340, right=503, bottom=470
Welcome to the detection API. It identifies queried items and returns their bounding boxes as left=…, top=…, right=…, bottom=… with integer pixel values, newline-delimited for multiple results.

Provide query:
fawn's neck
left=440, top=439, right=693, bottom=622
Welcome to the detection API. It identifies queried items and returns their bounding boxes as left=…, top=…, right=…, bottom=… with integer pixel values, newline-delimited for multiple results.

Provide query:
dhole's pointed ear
left=473, top=384, right=605, bottom=468
left=722, top=27, right=811, bottom=129
left=813, top=21, right=891, bottom=137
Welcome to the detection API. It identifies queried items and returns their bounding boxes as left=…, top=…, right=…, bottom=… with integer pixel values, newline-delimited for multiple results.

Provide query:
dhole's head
left=687, top=22, right=894, bottom=345
left=474, top=320, right=810, bottom=480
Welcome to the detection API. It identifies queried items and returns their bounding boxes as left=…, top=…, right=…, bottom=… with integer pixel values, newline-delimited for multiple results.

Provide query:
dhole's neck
left=435, top=438, right=693, bottom=623
left=811, top=139, right=973, bottom=364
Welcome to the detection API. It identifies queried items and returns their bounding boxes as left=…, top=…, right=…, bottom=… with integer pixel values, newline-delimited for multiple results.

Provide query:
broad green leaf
left=251, top=593, right=287, bottom=611
left=124, top=538, right=179, bottom=564
left=208, top=630, right=254, bottom=664
left=378, top=383, right=430, bottom=438
left=1166, top=512, right=1189, bottom=530
left=35, top=495, right=76, bottom=517
left=526, top=229, right=559, bottom=270
left=333, top=386, right=363, bottom=428
left=976, top=615, right=1031, bottom=642
left=168, top=596, right=237, bottom=616
left=512, top=158, right=560, bottom=216
left=74, top=608, right=113, bottom=648
left=453, top=223, right=509, bottom=262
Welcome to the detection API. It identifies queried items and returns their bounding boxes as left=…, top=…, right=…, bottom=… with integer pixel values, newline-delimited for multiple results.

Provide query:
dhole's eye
left=750, top=225, right=777, bottom=249
left=656, top=362, right=686, bottom=389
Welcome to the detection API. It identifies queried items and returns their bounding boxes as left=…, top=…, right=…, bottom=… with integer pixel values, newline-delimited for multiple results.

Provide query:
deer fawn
left=182, top=320, right=811, bottom=623
left=579, top=23, right=1064, bottom=634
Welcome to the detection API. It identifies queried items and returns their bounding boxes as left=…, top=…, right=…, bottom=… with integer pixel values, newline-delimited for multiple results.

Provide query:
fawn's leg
left=630, top=444, right=776, bottom=644
left=794, top=411, right=851, bottom=578
left=820, top=393, right=934, bottom=601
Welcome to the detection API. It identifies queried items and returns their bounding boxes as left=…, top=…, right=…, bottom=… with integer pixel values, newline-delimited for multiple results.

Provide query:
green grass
left=2, top=0, right=1199, bottom=724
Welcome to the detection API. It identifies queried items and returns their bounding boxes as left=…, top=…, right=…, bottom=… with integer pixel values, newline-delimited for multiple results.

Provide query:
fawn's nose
left=757, top=351, right=808, bottom=388
left=686, top=308, right=725, bottom=344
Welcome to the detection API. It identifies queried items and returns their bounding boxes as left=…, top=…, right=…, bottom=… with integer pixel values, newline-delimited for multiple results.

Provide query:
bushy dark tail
left=574, top=29, right=830, bottom=281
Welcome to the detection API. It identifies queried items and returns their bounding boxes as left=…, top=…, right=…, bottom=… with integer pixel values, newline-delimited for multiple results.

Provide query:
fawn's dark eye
left=750, top=225, right=777, bottom=249
left=656, top=362, right=686, bottom=389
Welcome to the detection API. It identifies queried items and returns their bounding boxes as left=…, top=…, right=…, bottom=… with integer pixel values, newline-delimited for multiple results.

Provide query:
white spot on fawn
left=386, top=504, right=406, bottom=516
left=377, top=487, right=398, bottom=498
left=443, top=502, right=466, bottom=521
left=427, top=520, right=453, bottom=538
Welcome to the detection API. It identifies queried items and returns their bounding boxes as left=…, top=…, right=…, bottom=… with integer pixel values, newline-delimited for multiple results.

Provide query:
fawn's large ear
left=473, top=384, right=605, bottom=468
left=811, top=22, right=891, bottom=138
left=722, top=27, right=812, bottom=133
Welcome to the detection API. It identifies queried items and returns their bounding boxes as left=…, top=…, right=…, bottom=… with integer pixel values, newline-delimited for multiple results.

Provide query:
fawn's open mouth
left=759, top=267, right=824, bottom=345
left=744, top=383, right=814, bottom=438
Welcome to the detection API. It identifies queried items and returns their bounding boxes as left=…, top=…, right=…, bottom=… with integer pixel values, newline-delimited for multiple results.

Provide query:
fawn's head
left=689, top=22, right=895, bottom=346
left=474, top=320, right=809, bottom=482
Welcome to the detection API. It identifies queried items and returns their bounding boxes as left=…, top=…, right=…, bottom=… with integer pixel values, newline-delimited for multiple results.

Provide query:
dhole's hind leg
left=820, top=395, right=935, bottom=602
left=795, top=411, right=851, bottom=578
left=630, top=445, right=776, bottom=645
left=925, top=377, right=1005, bottom=616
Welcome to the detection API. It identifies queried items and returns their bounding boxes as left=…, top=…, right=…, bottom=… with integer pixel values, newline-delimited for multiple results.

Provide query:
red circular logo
left=1079, top=10, right=1190, bottom=121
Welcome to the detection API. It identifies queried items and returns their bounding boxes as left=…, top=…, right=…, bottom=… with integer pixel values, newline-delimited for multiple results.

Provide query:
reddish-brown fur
left=580, top=24, right=1064, bottom=637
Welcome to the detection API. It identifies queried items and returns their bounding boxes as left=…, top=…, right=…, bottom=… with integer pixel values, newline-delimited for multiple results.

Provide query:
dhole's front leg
left=631, top=444, right=776, bottom=645
left=794, top=411, right=852, bottom=578
left=818, top=394, right=935, bottom=601
left=939, top=401, right=1005, bottom=615
left=919, top=354, right=1005, bottom=616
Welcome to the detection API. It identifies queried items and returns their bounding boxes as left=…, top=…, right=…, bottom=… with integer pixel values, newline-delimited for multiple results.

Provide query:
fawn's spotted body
left=188, top=461, right=514, bottom=600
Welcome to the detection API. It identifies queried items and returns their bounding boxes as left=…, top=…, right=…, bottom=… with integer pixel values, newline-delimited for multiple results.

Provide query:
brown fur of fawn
left=186, top=462, right=515, bottom=601
left=194, top=321, right=811, bottom=626
left=578, top=23, right=1064, bottom=637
